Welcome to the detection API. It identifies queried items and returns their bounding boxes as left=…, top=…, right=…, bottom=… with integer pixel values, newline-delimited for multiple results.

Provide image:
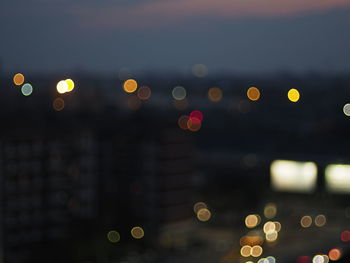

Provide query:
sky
left=1, top=0, right=350, bottom=74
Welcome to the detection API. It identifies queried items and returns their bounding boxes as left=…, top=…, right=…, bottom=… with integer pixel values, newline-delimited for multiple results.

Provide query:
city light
left=172, top=86, right=187, bottom=100
left=13, top=73, right=25, bottom=86
left=57, top=80, right=69, bottom=94
left=137, top=86, right=151, bottom=100
left=245, top=214, right=259, bottom=228
left=315, top=215, right=326, bottom=227
left=123, top=79, right=138, bottom=93
left=247, top=87, right=261, bottom=101
left=325, top=164, right=350, bottom=193
left=197, top=208, right=211, bottom=222
left=270, top=160, right=317, bottom=193
left=288, top=88, right=300, bottom=102
left=21, top=83, right=33, bottom=96
left=131, top=226, right=144, bottom=239
left=264, top=203, right=277, bottom=219
left=328, top=248, right=341, bottom=261
left=53, top=98, right=65, bottom=111
left=208, top=87, right=223, bottom=102
left=300, top=215, right=312, bottom=228
left=343, top=103, right=350, bottom=116
left=107, top=230, right=120, bottom=243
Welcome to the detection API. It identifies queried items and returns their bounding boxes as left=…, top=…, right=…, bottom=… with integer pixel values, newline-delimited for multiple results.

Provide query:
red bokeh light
left=341, top=230, right=350, bottom=242
left=190, top=110, right=203, bottom=123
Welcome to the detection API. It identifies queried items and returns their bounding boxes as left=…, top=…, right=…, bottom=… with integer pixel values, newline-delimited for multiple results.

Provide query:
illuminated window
left=325, top=164, right=350, bottom=194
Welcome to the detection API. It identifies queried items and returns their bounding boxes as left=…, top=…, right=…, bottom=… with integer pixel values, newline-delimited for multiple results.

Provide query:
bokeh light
left=193, top=202, right=207, bottom=213
left=13, top=73, right=25, bottom=86
left=127, top=95, right=142, bottom=110
left=266, top=256, right=276, bottom=263
left=263, top=221, right=276, bottom=234
left=343, top=104, right=350, bottom=116
left=313, top=256, right=324, bottom=263
left=265, top=231, right=278, bottom=242
left=53, top=98, right=65, bottom=111
left=190, top=110, right=203, bottom=123
left=172, top=86, right=187, bottom=100
left=178, top=115, right=190, bottom=130
left=264, top=203, right=277, bottom=219
left=57, top=80, right=68, bottom=94
left=341, top=230, right=350, bottom=242
left=65, top=79, right=75, bottom=92
left=192, top=64, right=208, bottom=77
left=173, top=98, right=189, bottom=110
left=240, top=245, right=252, bottom=257
left=328, top=248, right=341, bottom=261
left=131, top=226, right=144, bottom=239
left=274, top=221, right=281, bottom=232
left=288, top=88, right=300, bottom=102
left=137, top=86, right=151, bottom=100
left=245, top=214, right=259, bottom=228
left=240, top=235, right=264, bottom=246
left=107, top=230, right=120, bottom=243
left=187, top=117, right=201, bottom=132
left=247, top=87, right=261, bottom=101
left=315, top=215, right=327, bottom=227
left=21, top=83, right=33, bottom=96
left=123, top=79, right=138, bottom=93
left=208, top=87, right=223, bottom=102
left=251, top=245, right=263, bottom=257
left=197, top=208, right=211, bottom=222
left=300, top=216, right=312, bottom=228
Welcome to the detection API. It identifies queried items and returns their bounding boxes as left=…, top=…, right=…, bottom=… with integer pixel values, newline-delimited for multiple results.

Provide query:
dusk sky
left=1, top=0, right=350, bottom=74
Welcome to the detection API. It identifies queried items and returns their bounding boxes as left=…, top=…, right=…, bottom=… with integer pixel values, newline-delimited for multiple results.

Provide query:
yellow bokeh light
left=65, top=79, right=75, bottom=91
left=13, top=73, right=25, bottom=86
left=247, top=87, right=260, bottom=101
left=137, top=86, right=151, bottom=100
left=57, top=80, right=68, bottom=94
left=107, top=230, right=120, bottom=243
left=193, top=202, right=207, bottom=213
left=187, top=118, right=201, bottom=132
left=274, top=221, right=281, bottom=232
left=264, top=203, right=277, bottom=219
left=315, top=214, right=327, bottom=227
left=300, top=215, right=312, bottom=228
left=266, top=231, right=278, bottom=242
left=288, top=88, right=300, bottom=102
left=263, top=221, right=276, bottom=234
left=251, top=245, right=263, bottom=257
left=208, top=87, right=223, bottom=102
left=240, top=245, right=252, bottom=257
left=53, top=98, right=65, bottom=111
left=197, top=208, right=211, bottom=222
left=123, top=79, right=138, bottom=93
left=131, top=226, right=144, bottom=239
left=245, top=214, right=259, bottom=228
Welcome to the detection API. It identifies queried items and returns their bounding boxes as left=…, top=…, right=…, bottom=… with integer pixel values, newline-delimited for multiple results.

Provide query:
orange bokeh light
left=329, top=248, right=341, bottom=260
left=13, top=73, right=25, bottom=86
